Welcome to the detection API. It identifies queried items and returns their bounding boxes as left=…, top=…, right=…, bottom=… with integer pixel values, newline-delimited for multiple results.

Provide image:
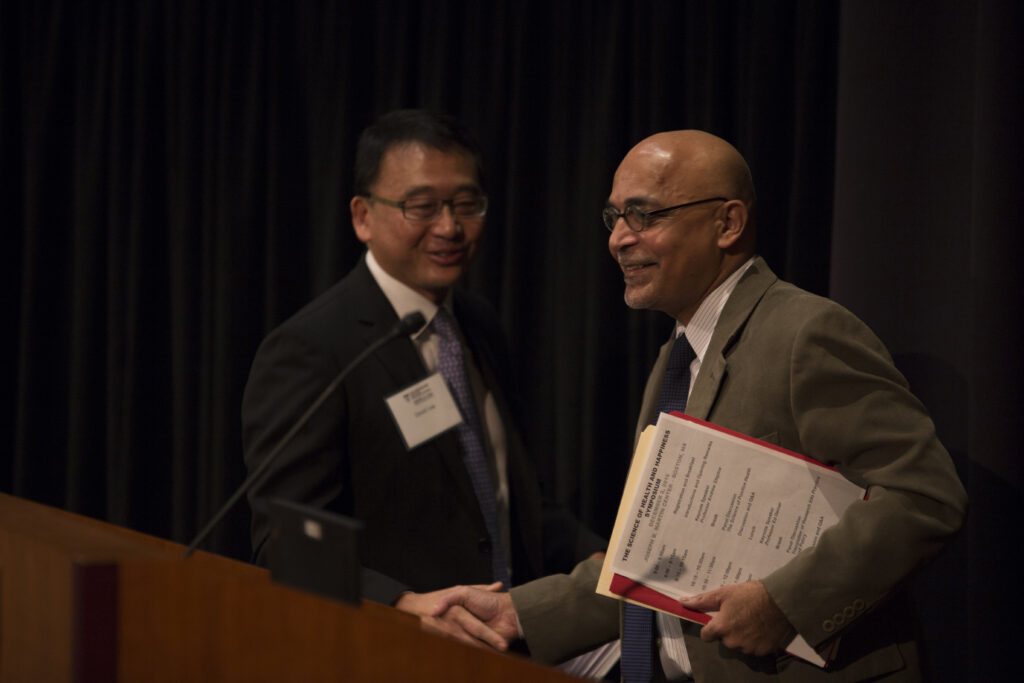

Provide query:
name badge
left=385, top=372, right=463, bottom=450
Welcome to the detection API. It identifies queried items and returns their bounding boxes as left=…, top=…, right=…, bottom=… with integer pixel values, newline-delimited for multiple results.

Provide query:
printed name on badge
left=384, top=372, right=463, bottom=450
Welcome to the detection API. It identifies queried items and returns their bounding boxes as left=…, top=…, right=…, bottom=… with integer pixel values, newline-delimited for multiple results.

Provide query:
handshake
left=392, top=563, right=798, bottom=660
left=390, top=551, right=607, bottom=651
left=393, top=581, right=521, bottom=651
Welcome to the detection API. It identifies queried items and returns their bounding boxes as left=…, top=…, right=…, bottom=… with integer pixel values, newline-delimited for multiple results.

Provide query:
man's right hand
left=394, top=582, right=514, bottom=651
left=427, top=584, right=521, bottom=644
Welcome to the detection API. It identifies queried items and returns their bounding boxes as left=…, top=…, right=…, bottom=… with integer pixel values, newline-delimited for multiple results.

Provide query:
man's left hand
left=679, top=580, right=796, bottom=656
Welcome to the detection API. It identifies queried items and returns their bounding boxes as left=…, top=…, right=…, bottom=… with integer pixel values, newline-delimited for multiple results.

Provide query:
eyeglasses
left=366, top=194, right=488, bottom=222
left=602, top=196, right=727, bottom=232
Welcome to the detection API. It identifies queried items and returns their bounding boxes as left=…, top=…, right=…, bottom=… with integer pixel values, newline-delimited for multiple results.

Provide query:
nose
left=432, top=203, right=463, bottom=238
left=608, top=216, right=638, bottom=257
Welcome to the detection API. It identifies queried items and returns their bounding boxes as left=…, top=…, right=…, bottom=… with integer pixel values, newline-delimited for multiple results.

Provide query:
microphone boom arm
left=182, top=312, right=426, bottom=559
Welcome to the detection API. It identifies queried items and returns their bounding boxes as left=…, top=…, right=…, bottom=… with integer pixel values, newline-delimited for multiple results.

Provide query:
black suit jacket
left=242, top=256, right=601, bottom=603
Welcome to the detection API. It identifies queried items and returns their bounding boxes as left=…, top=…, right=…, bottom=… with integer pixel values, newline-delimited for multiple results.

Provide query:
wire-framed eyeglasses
left=602, top=196, right=727, bottom=232
left=366, top=194, right=488, bottom=222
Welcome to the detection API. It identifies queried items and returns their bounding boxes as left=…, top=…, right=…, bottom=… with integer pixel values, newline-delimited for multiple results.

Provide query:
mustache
left=617, top=255, right=651, bottom=268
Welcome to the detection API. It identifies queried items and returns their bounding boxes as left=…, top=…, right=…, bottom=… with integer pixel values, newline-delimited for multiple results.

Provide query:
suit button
left=833, top=612, right=845, bottom=626
left=853, top=599, right=866, bottom=612
left=478, top=537, right=491, bottom=554
left=822, top=619, right=835, bottom=633
left=843, top=605, right=856, bottom=619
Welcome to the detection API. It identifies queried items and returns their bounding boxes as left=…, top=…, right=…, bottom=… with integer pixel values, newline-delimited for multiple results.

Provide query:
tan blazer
left=512, top=257, right=967, bottom=682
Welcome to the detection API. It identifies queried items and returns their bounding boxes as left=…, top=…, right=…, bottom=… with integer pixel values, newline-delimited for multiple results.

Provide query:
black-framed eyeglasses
left=602, top=196, right=727, bottom=232
left=366, top=194, right=488, bottom=222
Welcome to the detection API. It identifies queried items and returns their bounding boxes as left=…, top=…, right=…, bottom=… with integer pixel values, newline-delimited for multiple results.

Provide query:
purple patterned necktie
left=431, top=308, right=511, bottom=589
left=621, top=334, right=695, bottom=682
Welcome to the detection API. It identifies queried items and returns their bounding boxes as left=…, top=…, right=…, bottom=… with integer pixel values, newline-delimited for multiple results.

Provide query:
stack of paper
left=597, top=412, right=864, bottom=667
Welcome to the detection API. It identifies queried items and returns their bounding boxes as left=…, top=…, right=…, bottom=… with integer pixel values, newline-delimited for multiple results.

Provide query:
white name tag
left=384, top=372, right=463, bottom=450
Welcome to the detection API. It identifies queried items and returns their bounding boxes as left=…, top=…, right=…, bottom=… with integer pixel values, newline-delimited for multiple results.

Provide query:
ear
left=350, top=195, right=372, bottom=244
left=716, top=200, right=748, bottom=249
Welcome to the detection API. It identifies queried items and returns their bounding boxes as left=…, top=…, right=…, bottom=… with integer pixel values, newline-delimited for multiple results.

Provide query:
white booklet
left=597, top=411, right=865, bottom=667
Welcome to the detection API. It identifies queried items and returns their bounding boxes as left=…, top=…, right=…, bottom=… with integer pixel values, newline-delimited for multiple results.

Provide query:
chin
left=623, top=294, right=650, bottom=311
left=434, top=271, right=464, bottom=288
left=421, top=275, right=462, bottom=296
left=623, top=286, right=654, bottom=311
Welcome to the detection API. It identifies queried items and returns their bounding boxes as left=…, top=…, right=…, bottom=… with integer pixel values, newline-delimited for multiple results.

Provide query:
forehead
left=374, top=142, right=479, bottom=194
left=610, top=146, right=690, bottom=205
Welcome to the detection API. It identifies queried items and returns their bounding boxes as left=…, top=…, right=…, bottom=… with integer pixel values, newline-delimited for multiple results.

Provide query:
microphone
left=183, top=311, right=427, bottom=558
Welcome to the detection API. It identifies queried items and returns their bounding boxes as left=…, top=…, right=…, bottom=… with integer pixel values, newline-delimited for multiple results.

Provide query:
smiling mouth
left=620, top=262, right=653, bottom=275
left=429, top=249, right=467, bottom=265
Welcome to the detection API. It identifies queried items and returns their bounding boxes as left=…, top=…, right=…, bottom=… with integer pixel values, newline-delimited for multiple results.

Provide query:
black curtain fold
left=831, top=2, right=1023, bottom=680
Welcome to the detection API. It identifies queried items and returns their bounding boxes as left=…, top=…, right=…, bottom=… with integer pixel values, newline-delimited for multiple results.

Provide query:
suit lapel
left=349, top=260, right=427, bottom=388
left=349, top=260, right=484, bottom=524
left=636, top=257, right=778, bottom=434
left=686, top=257, right=777, bottom=419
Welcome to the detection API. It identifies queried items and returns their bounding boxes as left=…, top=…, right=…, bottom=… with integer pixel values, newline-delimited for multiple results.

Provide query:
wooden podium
left=0, top=493, right=581, bottom=682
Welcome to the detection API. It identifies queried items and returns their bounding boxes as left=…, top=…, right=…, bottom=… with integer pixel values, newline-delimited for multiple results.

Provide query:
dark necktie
left=431, top=308, right=511, bottom=589
left=621, top=334, right=695, bottom=683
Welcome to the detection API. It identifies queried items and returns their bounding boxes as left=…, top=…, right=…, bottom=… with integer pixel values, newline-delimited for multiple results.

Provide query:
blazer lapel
left=349, top=260, right=484, bottom=522
left=686, top=256, right=777, bottom=420
left=349, top=261, right=427, bottom=388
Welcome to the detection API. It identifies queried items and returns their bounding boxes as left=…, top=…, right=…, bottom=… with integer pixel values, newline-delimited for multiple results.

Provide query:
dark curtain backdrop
left=3, top=1, right=1018, bottom=681
left=830, top=3, right=1023, bottom=681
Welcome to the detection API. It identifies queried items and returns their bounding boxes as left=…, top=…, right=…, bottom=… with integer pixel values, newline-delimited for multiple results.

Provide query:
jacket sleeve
left=760, top=303, right=967, bottom=647
left=242, top=324, right=419, bottom=603
left=241, top=325, right=352, bottom=565
left=510, top=557, right=620, bottom=665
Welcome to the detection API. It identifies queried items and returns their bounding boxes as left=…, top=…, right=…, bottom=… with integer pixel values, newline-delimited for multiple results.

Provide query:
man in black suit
left=241, top=109, right=602, bottom=647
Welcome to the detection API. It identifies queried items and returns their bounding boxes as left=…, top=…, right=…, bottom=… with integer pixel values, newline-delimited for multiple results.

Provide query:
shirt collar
left=365, top=250, right=450, bottom=339
left=675, top=257, right=755, bottom=362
